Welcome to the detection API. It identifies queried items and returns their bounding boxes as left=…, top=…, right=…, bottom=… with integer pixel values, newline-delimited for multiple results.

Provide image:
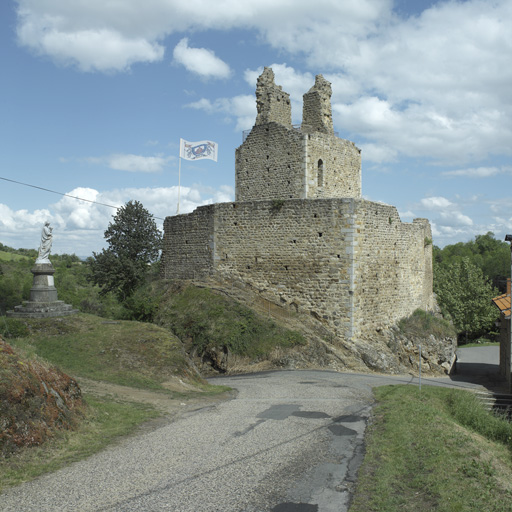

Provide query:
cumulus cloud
left=17, top=14, right=164, bottom=72
left=439, top=210, right=473, bottom=227
left=87, top=154, right=173, bottom=173
left=186, top=95, right=255, bottom=132
left=173, top=38, right=231, bottom=79
left=359, top=143, right=398, bottom=164
left=416, top=194, right=483, bottom=246
left=13, top=0, right=512, bottom=163
left=420, top=197, right=453, bottom=210
left=0, top=184, right=234, bottom=255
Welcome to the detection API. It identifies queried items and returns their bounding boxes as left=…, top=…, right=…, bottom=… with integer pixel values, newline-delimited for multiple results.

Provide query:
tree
left=89, top=201, right=162, bottom=301
left=434, top=232, right=510, bottom=292
left=434, top=257, right=499, bottom=342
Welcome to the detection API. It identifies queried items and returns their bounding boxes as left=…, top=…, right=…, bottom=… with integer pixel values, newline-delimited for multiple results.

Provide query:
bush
left=0, top=317, right=30, bottom=339
left=156, top=284, right=306, bottom=358
left=398, top=309, right=456, bottom=338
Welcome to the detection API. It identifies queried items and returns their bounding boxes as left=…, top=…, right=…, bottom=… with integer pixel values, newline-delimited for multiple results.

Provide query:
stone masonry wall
left=212, top=199, right=355, bottom=339
left=161, top=198, right=433, bottom=341
left=236, top=127, right=361, bottom=202
left=302, top=74, right=333, bottom=134
left=235, top=124, right=305, bottom=201
left=255, top=67, right=292, bottom=128
left=352, top=202, right=434, bottom=338
left=304, top=133, right=361, bottom=199
left=161, top=205, right=215, bottom=280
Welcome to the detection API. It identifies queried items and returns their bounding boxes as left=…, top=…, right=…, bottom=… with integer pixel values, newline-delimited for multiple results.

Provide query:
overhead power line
left=0, top=176, right=165, bottom=220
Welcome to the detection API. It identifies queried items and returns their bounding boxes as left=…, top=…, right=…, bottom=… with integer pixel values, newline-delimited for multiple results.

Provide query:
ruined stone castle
left=161, top=68, right=435, bottom=343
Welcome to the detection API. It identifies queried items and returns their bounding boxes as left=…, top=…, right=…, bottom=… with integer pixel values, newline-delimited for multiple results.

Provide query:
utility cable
left=0, top=176, right=164, bottom=220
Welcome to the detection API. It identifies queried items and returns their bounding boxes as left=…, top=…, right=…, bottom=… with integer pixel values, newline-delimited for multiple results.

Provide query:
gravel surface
left=0, top=368, right=489, bottom=512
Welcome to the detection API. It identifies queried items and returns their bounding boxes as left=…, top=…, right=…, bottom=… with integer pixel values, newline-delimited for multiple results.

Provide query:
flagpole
left=177, top=155, right=181, bottom=215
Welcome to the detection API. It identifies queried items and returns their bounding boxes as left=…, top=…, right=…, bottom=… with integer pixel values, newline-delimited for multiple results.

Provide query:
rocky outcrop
left=355, top=327, right=457, bottom=375
left=183, top=278, right=456, bottom=376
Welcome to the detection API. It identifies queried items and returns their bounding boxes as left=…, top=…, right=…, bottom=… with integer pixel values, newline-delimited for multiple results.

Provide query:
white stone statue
left=36, top=221, right=53, bottom=264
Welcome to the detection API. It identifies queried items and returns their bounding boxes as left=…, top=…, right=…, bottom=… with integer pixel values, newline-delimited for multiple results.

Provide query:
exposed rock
left=356, top=326, right=456, bottom=375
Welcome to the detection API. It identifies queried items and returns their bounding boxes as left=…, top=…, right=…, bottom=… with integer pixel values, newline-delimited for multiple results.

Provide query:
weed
left=398, top=309, right=456, bottom=338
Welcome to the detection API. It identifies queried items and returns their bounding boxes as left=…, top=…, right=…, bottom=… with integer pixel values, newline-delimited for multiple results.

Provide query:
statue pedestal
left=7, top=263, right=78, bottom=318
left=30, top=263, right=58, bottom=302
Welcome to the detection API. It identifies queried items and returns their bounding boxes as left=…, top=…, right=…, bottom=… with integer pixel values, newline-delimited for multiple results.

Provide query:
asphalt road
left=0, top=364, right=493, bottom=512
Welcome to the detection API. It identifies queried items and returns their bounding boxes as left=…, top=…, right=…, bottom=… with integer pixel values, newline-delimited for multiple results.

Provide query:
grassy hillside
left=351, top=385, right=512, bottom=512
left=4, top=313, right=208, bottom=391
left=152, top=282, right=307, bottom=373
left=0, top=312, right=230, bottom=490
left=0, top=335, right=160, bottom=490
left=0, top=250, right=31, bottom=262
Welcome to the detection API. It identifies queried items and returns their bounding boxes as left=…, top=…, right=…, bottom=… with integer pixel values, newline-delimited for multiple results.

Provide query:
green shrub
left=398, top=309, right=456, bottom=338
left=0, top=317, right=30, bottom=339
left=156, top=285, right=306, bottom=358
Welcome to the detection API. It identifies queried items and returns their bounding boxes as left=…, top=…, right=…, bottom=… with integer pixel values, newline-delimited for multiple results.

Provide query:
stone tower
left=235, top=69, right=361, bottom=202
left=301, top=74, right=333, bottom=134
left=162, top=67, right=435, bottom=350
left=255, top=67, right=292, bottom=128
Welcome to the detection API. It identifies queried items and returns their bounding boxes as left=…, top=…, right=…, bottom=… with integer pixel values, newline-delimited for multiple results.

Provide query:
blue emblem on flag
left=183, top=141, right=217, bottom=160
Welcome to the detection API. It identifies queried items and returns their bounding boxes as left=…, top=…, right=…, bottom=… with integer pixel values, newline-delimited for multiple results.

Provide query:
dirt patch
left=77, top=377, right=235, bottom=418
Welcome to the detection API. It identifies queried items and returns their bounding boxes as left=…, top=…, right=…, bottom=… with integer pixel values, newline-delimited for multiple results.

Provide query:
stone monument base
left=7, top=300, right=78, bottom=318
left=6, top=262, right=78, bottom=318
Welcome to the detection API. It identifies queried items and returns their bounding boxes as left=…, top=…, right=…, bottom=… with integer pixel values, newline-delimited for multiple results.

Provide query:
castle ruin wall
left=236, top=127, right=361, bottom=202
left=351, top=202, right=434, bottom=338
left=161, top=205, right=215, bottom=280
left=161, top=198, right=433, bottom=341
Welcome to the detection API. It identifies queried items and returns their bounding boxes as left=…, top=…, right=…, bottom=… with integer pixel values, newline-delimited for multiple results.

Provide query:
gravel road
left=0, top=368, right=489, bottom=512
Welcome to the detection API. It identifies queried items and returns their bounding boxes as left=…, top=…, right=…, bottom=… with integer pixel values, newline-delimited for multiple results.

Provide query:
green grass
left=0, top=312, right=230, bottom=490
left=0, top=394, right=159, bottom=491
left=6, top=313, right=204, bottom=391
left=350, top=385, right=512, bottom=512
left=0, top=250, right=30, bottom=262
left=156, top=283, right=306, bottom=358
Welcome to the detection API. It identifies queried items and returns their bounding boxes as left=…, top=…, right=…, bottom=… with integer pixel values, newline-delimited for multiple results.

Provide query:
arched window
left=318, top=159, right=324, bottom=187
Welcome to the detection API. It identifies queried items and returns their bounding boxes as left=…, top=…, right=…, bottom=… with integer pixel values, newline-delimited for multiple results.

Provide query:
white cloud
left=398, top=210, right=416, bottom=221
left=0, top=184, right=234, bottom=256
left=439, top=210, right=473, bottom=227
left=359, top=143, right=398, bottom=164
left=173, top=38, right=231, bottom=79
left=442, top=166, right=512, bottom=178
left=186, top=95, right=255, bottom=132
left=420, top=197, right=453, bottom=210
left=87, top=154, right=173, bottom=172
left=14, top=0, right=512, bottom=163
left=17, top=18, right=164, bottom=72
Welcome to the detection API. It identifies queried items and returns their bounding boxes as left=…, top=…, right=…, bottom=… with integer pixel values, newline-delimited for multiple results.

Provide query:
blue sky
left=1, top=0, right=511, bottom=257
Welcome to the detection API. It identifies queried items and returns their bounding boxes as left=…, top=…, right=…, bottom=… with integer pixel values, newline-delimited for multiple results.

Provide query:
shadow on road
left=450, top=346, right=507, bottom=393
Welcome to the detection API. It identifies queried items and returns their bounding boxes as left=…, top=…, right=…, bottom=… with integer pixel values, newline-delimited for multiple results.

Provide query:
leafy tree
left=434, top=257, right=499, bottom=342
left=88, top=201, right=162, bottom=301
left=434, top=232, right=510, bottom=291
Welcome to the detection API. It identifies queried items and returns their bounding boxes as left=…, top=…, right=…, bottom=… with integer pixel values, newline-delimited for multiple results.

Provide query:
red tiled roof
left=492, top=293, right=511, bottom=319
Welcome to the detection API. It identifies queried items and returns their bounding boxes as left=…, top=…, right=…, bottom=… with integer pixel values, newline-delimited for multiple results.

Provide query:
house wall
left=499, top=317, right=511, bottom=387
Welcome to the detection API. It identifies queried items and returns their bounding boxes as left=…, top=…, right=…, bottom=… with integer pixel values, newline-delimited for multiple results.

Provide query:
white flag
left=180, top=138, right=218, bottom=162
